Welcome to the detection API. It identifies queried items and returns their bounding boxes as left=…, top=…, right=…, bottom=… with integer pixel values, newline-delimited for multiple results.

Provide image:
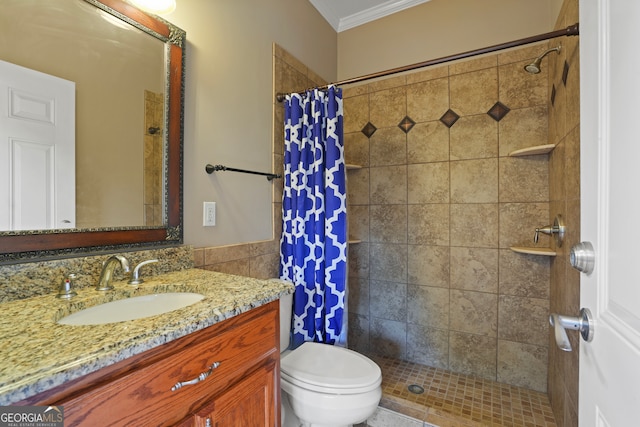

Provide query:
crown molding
left=308, top=0, right=342, bottom=31
left=338, top=0, right=431, bottom=32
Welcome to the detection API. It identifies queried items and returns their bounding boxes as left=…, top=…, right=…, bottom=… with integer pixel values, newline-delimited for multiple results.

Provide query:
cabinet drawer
left=60, top=305, right=278, bottom=427
left=190, top=362, right=277, bottom=427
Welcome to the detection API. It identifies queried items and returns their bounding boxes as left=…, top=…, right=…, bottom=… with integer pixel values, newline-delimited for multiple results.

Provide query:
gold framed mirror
left=0, top=0, right=185, bottom=263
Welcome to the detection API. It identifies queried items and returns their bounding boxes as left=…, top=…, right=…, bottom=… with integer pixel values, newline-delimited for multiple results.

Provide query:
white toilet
left=279, top=292, right=382, bottom=427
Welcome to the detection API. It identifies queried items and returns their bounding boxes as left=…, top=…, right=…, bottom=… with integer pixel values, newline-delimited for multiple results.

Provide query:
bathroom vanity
left=0, top=1, right=290, bottom=422
left=0, top=269, right=293, bottom=426
left=34, top=302, right=277, bottom=426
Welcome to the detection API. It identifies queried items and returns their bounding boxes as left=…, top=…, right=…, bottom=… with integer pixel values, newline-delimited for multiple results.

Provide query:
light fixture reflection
left=97, top=8, right=134, bottom=30
left=130, top=0, right=176, bottom=15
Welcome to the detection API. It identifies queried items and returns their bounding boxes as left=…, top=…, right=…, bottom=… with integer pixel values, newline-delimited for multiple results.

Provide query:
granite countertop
left=0, top=269, right=293, bottom=405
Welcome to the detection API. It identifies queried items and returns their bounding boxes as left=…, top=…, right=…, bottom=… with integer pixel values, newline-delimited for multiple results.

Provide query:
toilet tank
left=279, top=291, right=293, bottom=351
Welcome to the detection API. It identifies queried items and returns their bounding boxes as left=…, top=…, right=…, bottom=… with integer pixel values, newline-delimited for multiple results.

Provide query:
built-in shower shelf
left=348, top=239, right=362, bottom=244
left=508, top=144, right=556, bottom=157
left=510, top=246, right=557, bottom=256
left=346, top=164, right=362, bottom=170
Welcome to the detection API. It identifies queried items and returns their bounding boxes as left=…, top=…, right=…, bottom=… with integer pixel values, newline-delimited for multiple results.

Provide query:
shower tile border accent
left=362, top=121, right=378, bottom=138
left=439, top=108, right=460, bottom=128
left=562, top=61, right=570, bottom=87
left=487, top=101, right=511, bottom=122
left=398, top=115, right=416, bottom=133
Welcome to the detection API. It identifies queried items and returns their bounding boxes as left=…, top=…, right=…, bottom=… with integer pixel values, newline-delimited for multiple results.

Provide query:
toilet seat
left=280, top=342, right=381, bottom=394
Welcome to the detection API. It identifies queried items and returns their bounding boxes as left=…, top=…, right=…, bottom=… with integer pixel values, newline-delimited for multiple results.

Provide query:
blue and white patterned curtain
left=279, top=86, right=347, bottom=349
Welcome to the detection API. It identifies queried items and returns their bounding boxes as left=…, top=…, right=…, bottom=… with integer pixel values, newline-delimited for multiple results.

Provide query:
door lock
left=570, top=241, right=595, bottom=274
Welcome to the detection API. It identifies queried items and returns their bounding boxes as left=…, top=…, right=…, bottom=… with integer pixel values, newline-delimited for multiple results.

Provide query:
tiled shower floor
left=364, top=355, right=557, bottom=427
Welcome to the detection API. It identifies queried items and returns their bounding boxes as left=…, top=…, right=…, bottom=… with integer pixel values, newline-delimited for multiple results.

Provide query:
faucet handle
left=128, top=259, right=159, bottom=285
left=534, top=226, right=553, bottom=243
left=533, top=214, right=566, bottom=247
left=57, top=274, right=78, bottom=299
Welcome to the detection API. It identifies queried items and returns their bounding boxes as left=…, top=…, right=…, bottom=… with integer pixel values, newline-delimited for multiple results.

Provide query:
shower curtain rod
left=276, top=23, right=579, bottom=102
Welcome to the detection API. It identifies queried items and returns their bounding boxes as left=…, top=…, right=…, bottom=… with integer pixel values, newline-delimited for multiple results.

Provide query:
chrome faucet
left=96, top=255, right=131, bottom=291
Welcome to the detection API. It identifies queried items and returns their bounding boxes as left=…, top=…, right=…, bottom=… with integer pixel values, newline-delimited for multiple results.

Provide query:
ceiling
left=309, top=0, right=431, bottom=32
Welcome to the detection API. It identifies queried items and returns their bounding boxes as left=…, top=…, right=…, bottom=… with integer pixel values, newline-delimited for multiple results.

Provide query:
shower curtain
left=279, top=86, right=348, bottom=349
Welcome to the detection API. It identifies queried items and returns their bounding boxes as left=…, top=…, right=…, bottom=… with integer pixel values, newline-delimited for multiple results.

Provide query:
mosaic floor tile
left=369, top=355, right=557, bottom=427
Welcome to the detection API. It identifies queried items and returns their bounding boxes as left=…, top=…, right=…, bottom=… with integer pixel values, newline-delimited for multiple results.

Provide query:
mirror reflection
left=0, top=0, right=167, bottom=231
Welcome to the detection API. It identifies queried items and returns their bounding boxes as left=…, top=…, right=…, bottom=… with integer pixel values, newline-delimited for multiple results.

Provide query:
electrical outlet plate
left=203, top=202, right=216, bottom=226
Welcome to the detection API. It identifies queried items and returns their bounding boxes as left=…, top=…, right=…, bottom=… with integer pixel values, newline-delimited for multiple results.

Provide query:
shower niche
left=508, top=143, right=561, bottom=258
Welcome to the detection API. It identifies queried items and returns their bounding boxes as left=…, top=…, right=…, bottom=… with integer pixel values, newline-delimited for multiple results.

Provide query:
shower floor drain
left=407, top=384, right=425, bottom=394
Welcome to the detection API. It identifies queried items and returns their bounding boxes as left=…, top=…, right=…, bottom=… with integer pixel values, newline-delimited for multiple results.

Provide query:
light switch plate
left=203, top=202, right=216, bottom=226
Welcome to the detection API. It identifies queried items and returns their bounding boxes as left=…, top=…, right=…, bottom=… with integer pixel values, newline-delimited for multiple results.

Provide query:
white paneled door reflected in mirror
left=0, top=0, right=185, bottom=262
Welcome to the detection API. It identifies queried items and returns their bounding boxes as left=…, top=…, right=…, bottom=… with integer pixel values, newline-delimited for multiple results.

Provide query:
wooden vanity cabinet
left=24, top=300, right=281, bottom=427
left=189, top=363, right=276, bottom=427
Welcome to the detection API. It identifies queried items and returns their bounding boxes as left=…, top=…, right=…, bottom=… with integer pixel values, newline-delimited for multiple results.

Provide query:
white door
left=0, top=59, right=75, bottom=230
left=579, top=0, right=640, bottom=425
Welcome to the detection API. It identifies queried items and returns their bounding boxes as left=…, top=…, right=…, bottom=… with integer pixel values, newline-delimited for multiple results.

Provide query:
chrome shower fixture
left=524, top=45, right=562, bottom=74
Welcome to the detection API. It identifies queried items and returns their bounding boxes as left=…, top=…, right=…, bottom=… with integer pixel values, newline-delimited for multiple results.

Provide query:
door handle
left=549, top=308, right=594, bottom=351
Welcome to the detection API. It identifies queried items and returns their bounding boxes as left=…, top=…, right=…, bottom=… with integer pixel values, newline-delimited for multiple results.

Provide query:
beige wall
left=167, top=0, right=337, bottom=248
left=193, top=44, right=327, bottom=278
left=338, top=0, right=565, bottom=80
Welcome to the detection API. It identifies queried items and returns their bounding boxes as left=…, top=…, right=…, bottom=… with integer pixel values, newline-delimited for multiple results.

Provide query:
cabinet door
left=193, top=363, right=277, bottom=427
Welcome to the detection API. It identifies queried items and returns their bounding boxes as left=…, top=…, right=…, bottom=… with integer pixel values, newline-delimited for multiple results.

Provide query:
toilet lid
left=280, top=342, right=381, bottom=393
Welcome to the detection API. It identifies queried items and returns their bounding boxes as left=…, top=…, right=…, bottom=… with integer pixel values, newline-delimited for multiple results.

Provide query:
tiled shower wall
left=344, top=45, right=555, bottom=392
left=144, top=90, right=164, bottom=226
left=547, top=0, right=580, bottom=426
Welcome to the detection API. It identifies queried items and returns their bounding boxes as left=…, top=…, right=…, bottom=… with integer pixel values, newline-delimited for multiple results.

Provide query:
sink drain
left=407, top=384, right=425, bottom=394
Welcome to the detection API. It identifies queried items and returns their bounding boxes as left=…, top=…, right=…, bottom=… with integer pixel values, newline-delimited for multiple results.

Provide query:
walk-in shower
left=274, top=14, right=580, bottom=426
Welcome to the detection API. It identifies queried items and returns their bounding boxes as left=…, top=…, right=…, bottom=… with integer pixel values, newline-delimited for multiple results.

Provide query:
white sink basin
left=58, top=292, right=205, bottom=326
